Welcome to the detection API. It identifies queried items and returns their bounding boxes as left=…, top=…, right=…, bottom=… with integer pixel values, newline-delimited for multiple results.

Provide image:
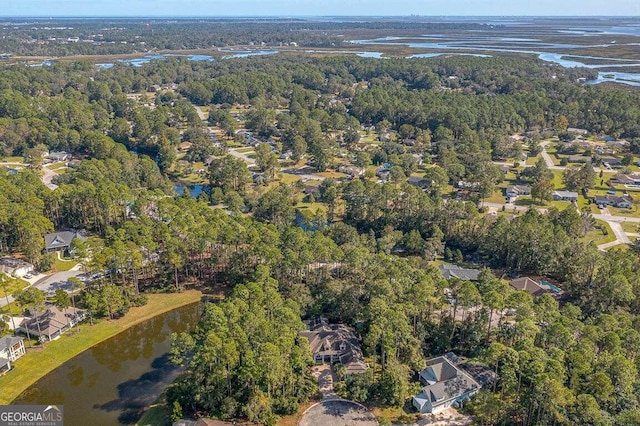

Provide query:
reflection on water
left=14, top=303, right=201, bottom=426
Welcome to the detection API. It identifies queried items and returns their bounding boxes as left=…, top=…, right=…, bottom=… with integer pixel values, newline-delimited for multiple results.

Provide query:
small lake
left=14, top=302, right=201, bottom=425
left=175, top=183, right=205, bottom=198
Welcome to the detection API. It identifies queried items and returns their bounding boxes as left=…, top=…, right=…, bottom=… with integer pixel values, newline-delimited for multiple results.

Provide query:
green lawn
left=622, top=221, right=639, bottom=234
left=0, top=276, right=29, bottom=297
left=582, top=221, right=617, bottom=246
left=0, top=156, right=25, bottom=163
left=54, top=258, right=78, bottom=272
left=136, top=405, right=172, bottom=426
left=0, top=290, right=203, bottom=405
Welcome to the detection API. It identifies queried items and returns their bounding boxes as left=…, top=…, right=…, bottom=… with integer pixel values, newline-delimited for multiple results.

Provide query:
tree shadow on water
left=93, top=353, right=185, bottom=424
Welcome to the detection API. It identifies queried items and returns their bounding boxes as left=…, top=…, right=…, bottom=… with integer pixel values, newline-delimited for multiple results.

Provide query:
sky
left=2, top=0, right=639, bottom=17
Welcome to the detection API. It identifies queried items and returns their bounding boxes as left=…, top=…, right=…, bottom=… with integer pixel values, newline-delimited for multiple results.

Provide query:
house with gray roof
left=439, top=264, right=481, bottom=281
left=593, top=195, right=632, bottom=209
left=44, top=230, right=86, bottom=253
left=413, top=353, right=481, bottom=414
left=0, top=335, right=25, bottom=375
left=299, top=317, right=368, bottom=376
left=18, top=303, right=86, bottom=342
left=0, top=257, right=34, bottom=278
left=552, top=191, right=578, bottom=202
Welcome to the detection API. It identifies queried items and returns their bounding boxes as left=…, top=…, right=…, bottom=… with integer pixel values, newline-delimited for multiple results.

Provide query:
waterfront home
left=0, top=335, right=25, bottom=375
left=18, top=303, right=86, bottom=342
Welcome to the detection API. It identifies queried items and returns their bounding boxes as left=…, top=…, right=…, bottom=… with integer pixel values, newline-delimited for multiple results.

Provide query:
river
left=13, top=302, right=201, bottom=425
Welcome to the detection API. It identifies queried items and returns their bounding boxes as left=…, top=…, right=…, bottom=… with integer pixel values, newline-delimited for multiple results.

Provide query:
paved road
left=0, top=269, right=84, bottom=308
left=227, top=147, right=256, bottom=167
left=539, top=140, right=604, bottom=173
left=299, top=400, right=378, bottom=426
left=41, top=164, right=59, bottom=190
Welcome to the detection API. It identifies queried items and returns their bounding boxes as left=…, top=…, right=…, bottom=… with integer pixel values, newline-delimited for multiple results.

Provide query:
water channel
left=13, top=302, right=201, bottom=425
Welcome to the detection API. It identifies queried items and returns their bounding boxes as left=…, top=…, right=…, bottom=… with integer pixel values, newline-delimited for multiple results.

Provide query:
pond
left=13, top=302, right=201, bottom=425
left=175, top=183, right=206, bottom=198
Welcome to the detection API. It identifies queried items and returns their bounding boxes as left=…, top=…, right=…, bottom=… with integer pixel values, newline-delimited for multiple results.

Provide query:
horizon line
left=1, top=15, right=640, bottom=19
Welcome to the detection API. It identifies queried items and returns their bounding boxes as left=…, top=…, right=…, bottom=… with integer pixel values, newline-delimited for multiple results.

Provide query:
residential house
left=147, top=84, right=162, bottom=92
left=407, top=176, right=431, bottom=190
left=44, top=230, right=86, bottom=253
left=611, top=173, right=640, bottom=185
left=412, top=353, right=481, bottom=414
left=509, top=277, right=548, bottom=297
left=375, top=167, right=390, bottom=182
left=299, top=317, right=368, bottom=376
left=47, top=151, right=71, bottom=162
left=602, top=157, right=623, bottom=169
left=337, top=164, right=364, bottom=178
left=0, top=335, right=25, bottom=375
left=0, top=257, right=34, bottom=278
left=593, top=195, right=633, bottom=209
left=505, top=185, right=532, bottom=198
left=18, top=303, right=86, bottom=342
left=552, top=191, right=578, bottom=202
left=456, top=181, right=481, bottom=190
left=439, top=264, right=481, bottom=281
left=303, top=184, right=321, bottom=201
left=567, top=128, right=589, bottom=135
left=567, top=155, right=591, bottom=164
left=179, top=141, right=192, bottom=151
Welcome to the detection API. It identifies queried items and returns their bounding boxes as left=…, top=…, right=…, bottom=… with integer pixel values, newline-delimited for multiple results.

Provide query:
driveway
left=31, top=270, right=84, bottom=296
left=299, top=400, right=378, bottom=426
left=396, top=408, right=473, bottom=426
left=41, top=164, right=59, bottom=190
left=312, top=364, right=338, bottom=400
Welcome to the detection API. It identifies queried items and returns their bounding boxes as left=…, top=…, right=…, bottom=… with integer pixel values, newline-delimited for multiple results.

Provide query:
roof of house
left=0, top=257, right=33, bottom=274
left=44, top=230, right=85, bottom=251
left=509, top=277, right=547, bottom=296
left=553, top=190, right=578, bottom=198
left=407, top=176, right=430, bottom=187
left=506, top=185, right=531, bottom=194
left=439, top=264, right=481, bottom=281
left=300, top=317, right=368, bottom=374
left=613, top=173, right=637, bottom=184
left=416, top=355, right=480, bottom=407
left=0, top=335, right=23, bottom=352
left=20, top=303, right=85, bottom=337
left=594, top=195, right=632, bottom=205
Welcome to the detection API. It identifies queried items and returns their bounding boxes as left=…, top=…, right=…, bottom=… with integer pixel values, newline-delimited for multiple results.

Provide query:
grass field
left=0, top=277, right=29, bottom=301
left=54, top=257, right=78, bottom=272
left=0, top=290, right=203, bottom=405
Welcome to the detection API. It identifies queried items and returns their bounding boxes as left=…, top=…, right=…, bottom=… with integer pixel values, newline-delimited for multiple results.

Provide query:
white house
left=0, top=335, right=25, bottom=375
left=0, top=257, right=34, bottom=278
left=552, top=190, right=578, bottom=202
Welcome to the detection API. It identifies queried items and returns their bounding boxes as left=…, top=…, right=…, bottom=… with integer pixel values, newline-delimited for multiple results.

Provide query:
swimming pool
left=541, top=280, right=562, bottom=293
